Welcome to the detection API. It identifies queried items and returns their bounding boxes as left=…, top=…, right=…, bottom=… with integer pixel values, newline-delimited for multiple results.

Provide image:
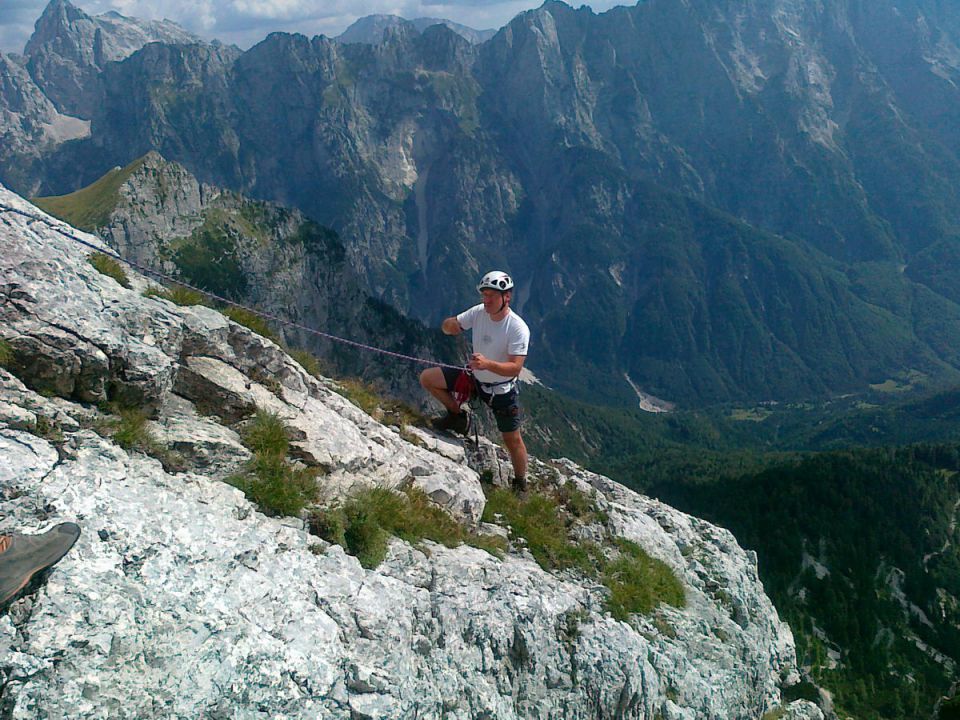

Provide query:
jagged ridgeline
left=9, top=0, right=960, bottom=406
left=32, top=152, right=461, bottom=400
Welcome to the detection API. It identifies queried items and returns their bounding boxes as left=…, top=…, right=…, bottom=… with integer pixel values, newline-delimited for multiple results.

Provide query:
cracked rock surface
left=0, top=185, right=821, bottom=718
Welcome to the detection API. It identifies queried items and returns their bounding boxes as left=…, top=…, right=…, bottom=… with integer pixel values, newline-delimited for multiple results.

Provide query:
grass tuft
left=111, top=407, right=151, bottom=449
left=222, top=306, right=279, bottom=342
left=0, top=339, right=12, bottom=369
left=88, top=252, right=130, bottom=288
left=602, top=538, right=685, bottom=620
left=144, top=285, right=208, bottom=307
left=288, top=348, right=327, bottom=379
left=96, top=404, right=184, bottom=472
left=483, top=483, right=685, bottom=619
left=226, top=411, right=319, bottom=517
left=242, top=410, right=289, bottom=456
left=483, top=488, right=601, bottom=573
left=336, top=377, right=430, bottom=429
left=227, top=454, right=319, bottom=518
left=310, top=486, right=505, bottom=569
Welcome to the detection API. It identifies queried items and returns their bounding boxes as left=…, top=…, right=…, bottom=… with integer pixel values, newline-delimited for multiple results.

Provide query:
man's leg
left=501, top=430, right=528, bottom=488
left=420, top=367, right=470, bottom=434
left=419, top=367, right=462, bottom=414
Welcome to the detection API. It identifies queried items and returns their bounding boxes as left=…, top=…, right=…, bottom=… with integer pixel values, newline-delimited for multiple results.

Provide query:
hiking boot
left=0, top=523, right=81, bottom=609
left=431, top=410, right=470, bottom=435
left=512, top=475, right=529, bottom=493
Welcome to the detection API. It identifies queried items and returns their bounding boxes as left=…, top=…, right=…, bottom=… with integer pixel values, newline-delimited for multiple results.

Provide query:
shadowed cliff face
left=7, top=0, right=960, bottom=405
left=22, top=0, right=202, bottom=118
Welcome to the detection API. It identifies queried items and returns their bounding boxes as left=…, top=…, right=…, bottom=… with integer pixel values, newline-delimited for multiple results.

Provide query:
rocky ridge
left=0, top=184, right=821, bottom=717
left=23, top=0, right=204, bottom=118
left=70, top=150, right=460, bottom=403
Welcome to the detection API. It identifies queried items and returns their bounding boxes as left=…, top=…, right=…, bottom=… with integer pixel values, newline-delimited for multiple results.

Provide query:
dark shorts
left=442, top=367, right=524, bottom=434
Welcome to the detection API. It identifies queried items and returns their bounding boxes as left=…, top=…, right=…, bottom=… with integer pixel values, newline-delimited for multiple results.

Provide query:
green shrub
left=88, top=252, right=130, bottom=288
left=310, top=506, right=347, bottom=548
left=310, top=486, right=505, bottom=569
left=602, top=538, right=685, bottom=620
left=343, top=503, right=392, bottom=568
left=171, top=219, right=248, bottom=298
left=227, top=454, right=319, bottom=518
left=111, top=407, right=151, bottom=449
left=227, top=411, right=319, bottom=517
left=222, top=306, right=279, bottom=342
left=0, top=339, right=12, bottom=369
left=144, top=285, right=208, bottom=307
left=242, top=411, right=289, bottom=457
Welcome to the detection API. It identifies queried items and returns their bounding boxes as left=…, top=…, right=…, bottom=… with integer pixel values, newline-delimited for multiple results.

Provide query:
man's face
left=480, top=289, right=507, bottom=314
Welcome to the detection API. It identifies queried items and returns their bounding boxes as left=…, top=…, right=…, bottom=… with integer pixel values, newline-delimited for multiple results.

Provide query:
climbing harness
left=1, top=203, right=466, bottom=372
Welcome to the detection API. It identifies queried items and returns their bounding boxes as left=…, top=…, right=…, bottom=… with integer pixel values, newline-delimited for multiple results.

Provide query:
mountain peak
left=338, top=13, right=495, bottom=45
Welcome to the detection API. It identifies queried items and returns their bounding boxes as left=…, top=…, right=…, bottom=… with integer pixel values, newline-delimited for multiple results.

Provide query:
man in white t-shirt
left=419, top=270, right=531, bottom=490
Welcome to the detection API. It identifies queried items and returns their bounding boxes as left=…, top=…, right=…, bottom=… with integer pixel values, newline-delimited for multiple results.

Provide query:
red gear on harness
left=453, top=369, right=475, bottom=406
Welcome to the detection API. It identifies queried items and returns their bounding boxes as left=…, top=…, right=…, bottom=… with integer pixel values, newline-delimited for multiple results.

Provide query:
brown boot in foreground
left=0, top=523, right=81, bottom=610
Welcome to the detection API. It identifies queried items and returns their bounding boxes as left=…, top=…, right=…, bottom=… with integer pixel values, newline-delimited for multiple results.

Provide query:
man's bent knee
left=420, top=367, right=441, bottom=390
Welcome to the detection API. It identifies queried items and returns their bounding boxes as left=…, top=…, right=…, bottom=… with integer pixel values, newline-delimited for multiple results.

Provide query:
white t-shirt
left=457, top=304, right=530, bottom=389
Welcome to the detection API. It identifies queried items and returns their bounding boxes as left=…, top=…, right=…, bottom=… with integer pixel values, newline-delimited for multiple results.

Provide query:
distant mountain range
left=336, top=15, right=495, bottom=45
left=5, top=0, right=960, bottom=409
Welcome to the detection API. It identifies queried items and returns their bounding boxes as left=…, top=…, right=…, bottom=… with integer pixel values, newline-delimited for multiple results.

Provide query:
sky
left=0, top=0, right=632, bottom=54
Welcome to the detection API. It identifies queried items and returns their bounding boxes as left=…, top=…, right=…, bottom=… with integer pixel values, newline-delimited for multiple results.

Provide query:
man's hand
left=470, top=353, right=526, bottom=376
left=441, top=317, right=462, bottom=335
left=469, top=353, right=490, bottom=371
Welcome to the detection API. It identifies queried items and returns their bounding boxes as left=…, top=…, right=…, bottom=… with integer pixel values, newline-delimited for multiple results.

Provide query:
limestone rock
left=0, top=183, right=803, bottom=717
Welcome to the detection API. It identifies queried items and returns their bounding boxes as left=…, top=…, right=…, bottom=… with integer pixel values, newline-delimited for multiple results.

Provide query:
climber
left=0, top=523, right=81, bottom=610
left=419, top=270, right=531, bottom=491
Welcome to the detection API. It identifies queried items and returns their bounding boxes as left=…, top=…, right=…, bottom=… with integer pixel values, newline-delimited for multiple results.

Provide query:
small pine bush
left=88, top=252, right=130, bottom=288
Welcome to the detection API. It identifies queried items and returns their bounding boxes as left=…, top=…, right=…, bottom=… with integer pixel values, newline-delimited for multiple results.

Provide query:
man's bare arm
left=441, top=316, right=462, bottom=335
left=469, top=353, right=526, bottom=376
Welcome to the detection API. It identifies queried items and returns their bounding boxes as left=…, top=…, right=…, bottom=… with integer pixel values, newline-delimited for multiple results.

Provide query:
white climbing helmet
left=477, top=270, right=514, bottom=293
